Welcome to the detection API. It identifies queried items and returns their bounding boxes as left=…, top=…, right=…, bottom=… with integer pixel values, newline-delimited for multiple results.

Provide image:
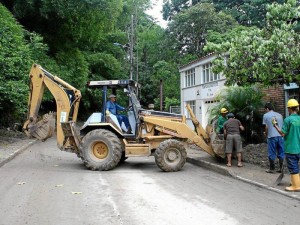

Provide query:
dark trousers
left=286, top=153, right=300, bottom=174
left=117, top=115, right=130, bottom=129
left=267, top=136, right=285, bottom=161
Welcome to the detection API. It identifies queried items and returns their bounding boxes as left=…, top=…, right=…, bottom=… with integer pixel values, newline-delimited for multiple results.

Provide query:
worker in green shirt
left=273, top=99, right=300, bottom=191
left=216, top=108, right=228, bottom=134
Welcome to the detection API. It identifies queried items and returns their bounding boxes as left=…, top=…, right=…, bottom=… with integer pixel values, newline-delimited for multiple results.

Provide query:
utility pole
left=129, top=14, right=134, bottom=80
left=114, top=14, right=135, bottom=81
left=160, top=79, right=163, bottom=111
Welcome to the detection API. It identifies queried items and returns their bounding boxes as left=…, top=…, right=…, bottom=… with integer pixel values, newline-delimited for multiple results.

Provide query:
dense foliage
left=0, top=4, right=32, bottom=125
left=163, top=0, right=285, bottom=28
left=0, top=0, right=181, bottom=126
left=1, top=0, right=298, bottom=128
left=206, top=0, right=300, bottom=86
left=166, top=3, right=238, bottom=57
left=209, top=86, right=265, bottom=143
left=207, top=0, right=285, bottom=27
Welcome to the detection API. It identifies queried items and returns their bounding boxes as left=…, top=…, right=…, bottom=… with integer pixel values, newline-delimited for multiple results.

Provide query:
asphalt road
left=0, top=138, right=299, bottom=225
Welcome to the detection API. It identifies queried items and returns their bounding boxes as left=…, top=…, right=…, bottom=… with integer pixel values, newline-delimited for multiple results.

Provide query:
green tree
left=9, top=0, right=123, bottom=51
left=2, top=0, right=131, bottom=116
left=206, top=25, right=252, bottom=45
left=206, top=0, right=300, bottom=86
left=163, top=0, right=286, bottom=28
left=1, top=0, right=184, bottom=121
left=205, top=0, right=285, bottom=28
left=167, top=3, right=238, bottom=57
left=148, top=60, right=180, bottom=110
left=129, top=9, right=182, bottom=109
left=2, top=0, right=125, bottom=85
left=162, top=0, right=196, bottom=21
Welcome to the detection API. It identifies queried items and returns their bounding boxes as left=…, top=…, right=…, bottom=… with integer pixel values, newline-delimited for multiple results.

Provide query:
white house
left=179, top=53, right=300, bottom=128
left=179, top=53, right=226, bottom=128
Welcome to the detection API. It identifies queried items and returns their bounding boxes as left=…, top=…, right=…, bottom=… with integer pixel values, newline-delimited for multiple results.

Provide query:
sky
left=146, top=0, right=168, bottom=28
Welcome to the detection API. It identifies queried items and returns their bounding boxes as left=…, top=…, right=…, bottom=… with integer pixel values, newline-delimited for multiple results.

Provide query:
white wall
left=180, top=54, right=226, bottom=128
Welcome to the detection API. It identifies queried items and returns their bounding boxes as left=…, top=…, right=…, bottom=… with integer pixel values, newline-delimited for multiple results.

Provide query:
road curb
left=233, top=175, right=300, bottom=201
left=187, top=157, right=232, bottom=176
left=0, top=139, right=38, bottom=168
left=187, top=157, right=300, bottom=201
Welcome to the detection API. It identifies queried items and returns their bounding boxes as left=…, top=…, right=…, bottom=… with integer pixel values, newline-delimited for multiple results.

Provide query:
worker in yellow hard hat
left=216, top=108, right=228, bottom=134
left=273, top=99, right=300, bottom=191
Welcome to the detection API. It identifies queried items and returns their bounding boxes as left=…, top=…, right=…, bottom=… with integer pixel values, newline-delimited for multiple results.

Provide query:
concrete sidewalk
left=0, top=138, right=299, bottom=201
left=0, top=138, right=37, bottom=167
left=187, top=147, right=300, bottom=201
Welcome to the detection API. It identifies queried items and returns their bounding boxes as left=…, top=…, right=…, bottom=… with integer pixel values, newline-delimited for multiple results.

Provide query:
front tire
left=155, top=139, right=187, bottom=172
left=81, top=129, right=122, bottom=171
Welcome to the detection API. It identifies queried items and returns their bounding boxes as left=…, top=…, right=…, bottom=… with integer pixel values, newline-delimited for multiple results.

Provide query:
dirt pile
left=0, top=128, right=27, bottom=146
left=242, top=143, right=268, bottom=168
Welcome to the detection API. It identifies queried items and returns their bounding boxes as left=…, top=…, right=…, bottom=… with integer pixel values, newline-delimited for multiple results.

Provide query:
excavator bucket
left=25, top=112, right=56, bottom=141
left=209, top=131, right=226, bottom=159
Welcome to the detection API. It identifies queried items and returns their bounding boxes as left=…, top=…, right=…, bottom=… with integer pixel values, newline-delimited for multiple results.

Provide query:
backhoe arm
left=23, top=64, right=81, bottom=151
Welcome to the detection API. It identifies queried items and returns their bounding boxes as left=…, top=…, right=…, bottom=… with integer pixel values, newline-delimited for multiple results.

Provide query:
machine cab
left=81, top=80, right=142, bottom=137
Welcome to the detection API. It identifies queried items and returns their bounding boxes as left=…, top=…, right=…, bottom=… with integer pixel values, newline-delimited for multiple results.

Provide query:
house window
left=185, top=100, right=196, bottom=118
left=202, top=63, right=220, bottom=84
left=184, top=69, right=195, bottom=87
left=287, top=89, right=300, bottom=102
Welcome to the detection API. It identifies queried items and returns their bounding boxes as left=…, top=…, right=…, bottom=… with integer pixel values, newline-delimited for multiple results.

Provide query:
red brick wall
left=262, top=85, right=285, bottom=117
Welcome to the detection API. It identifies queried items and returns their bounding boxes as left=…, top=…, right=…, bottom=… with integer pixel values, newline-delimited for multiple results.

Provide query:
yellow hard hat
left=220, top=108, right=228, bottom=113
left=287, top=99, right=299, bottom=108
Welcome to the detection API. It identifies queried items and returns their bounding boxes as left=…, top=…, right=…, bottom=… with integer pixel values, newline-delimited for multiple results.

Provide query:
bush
left=209, top=85, right=265, bottom=143
left=0, top=4, right=32, bottom=126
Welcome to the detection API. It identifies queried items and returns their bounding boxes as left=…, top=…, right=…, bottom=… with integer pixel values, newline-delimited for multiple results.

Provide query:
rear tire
left=81, top=129, right=122, bottom=171
left=155, top=139, right=187, bottom=172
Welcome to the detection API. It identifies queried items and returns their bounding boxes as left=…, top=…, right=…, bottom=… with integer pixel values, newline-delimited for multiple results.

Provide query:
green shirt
left=282, top=113, right=300, bottom=154
left=216, top=115, right=227, bottom=133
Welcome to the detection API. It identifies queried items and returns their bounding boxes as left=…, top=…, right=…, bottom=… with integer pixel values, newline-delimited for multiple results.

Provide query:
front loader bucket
left=25, top=112, right=56, bottom=141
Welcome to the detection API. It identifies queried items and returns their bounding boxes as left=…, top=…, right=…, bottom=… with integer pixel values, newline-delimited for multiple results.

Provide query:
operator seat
left=106, top=114, right=122, bottom=133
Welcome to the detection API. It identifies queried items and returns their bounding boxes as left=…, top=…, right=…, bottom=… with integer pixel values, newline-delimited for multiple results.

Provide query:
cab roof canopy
left=87, top=80, right=139, bottom=89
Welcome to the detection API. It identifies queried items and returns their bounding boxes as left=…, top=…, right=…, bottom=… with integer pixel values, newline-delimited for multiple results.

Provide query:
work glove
left=106, top=110, right=110, bottom=115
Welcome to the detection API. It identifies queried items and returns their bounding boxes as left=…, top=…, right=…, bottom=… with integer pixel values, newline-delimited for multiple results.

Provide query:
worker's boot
left=285, top=174, right=300, bottom=192
left=277, top=159, right=284, bottom=173
left=265, top=160, right=275, bottom=173
left=126, top=127, right=132, bottom=134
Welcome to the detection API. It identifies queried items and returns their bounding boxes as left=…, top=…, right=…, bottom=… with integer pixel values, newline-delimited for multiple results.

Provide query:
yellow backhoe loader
left=23, top=64, right=225, bottom=172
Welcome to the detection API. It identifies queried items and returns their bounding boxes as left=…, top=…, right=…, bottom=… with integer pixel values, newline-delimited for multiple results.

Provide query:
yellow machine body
left=23, top=64, right=225, bottom=172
